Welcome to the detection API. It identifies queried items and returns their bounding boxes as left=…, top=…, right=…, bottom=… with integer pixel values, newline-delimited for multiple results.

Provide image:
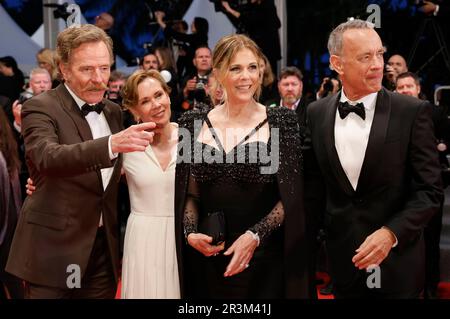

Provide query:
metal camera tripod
left=407, top=17, right=450, bottom=74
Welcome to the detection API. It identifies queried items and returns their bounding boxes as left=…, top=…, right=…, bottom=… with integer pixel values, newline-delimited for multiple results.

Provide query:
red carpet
left=115, top=273, right=450, bottom=299
left=438, top=282, right=450, bottom=299
left=115, top=280, right=121, bottom=299
left=316, top=272, right=334, bottom=299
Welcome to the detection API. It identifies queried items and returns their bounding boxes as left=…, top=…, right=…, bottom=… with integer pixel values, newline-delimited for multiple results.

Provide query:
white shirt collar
left=64, top=83, right=100, bottom=109
left=340, top=89, right=378, bottom=111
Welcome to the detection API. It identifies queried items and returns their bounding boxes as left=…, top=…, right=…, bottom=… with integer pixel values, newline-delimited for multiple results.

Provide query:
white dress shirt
left=334, top=90, right=377, bottom=190
left=65, top=84, right=118, bottom=226
left=334, top=90, right=398, bottom=246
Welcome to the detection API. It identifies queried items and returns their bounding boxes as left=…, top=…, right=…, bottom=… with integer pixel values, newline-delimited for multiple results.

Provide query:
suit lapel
left=295, top=97, right=307, bottom=125
left=55, top=84, right=93, bottom=141
left=102, top=99, right=122, bottom=134
left=323, top=92, right=355, bottom=196
left=356, top=89, right=390, bottom=194
left=102, top=99, right=123, bottom=193
left=56, top=85, right=123, bottom=193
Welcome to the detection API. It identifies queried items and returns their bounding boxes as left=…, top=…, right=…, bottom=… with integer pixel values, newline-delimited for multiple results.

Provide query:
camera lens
left=18, top=95, right=29, bottom=104
left=323, top=79, right=333, bottom=92
left=195, top=81, right=205, bottom=90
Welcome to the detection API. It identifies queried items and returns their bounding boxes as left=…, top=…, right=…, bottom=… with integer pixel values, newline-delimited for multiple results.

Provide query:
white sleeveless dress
left=121, top=136, right=180, bottom=299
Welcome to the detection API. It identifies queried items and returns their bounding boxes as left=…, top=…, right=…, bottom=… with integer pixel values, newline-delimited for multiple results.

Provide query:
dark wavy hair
left=0, top=107, right=20, bottom=177
left=193, top=17, right=209, bottom=36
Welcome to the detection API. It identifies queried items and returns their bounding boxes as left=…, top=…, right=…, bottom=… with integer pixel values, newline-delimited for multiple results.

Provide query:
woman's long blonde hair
left=212, top=34, right=264, bottom=103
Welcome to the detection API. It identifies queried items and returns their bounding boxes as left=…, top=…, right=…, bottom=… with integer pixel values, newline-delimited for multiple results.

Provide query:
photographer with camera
left=395, top=71, right=450, bottom=298
left=12, top=68, right=52, bottom=132
left=181, top=46, right=212, bottom=112
left=9, top=68, right=52, bottom=202
left=383, top=54, right=408, bottom=91
left=316, top=76, right=341, bottom=100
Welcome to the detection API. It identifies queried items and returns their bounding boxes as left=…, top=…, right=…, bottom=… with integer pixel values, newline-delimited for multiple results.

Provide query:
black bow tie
left=81, top=103, right=105, bottom=116
left=338, top=101, right=365, bottom=120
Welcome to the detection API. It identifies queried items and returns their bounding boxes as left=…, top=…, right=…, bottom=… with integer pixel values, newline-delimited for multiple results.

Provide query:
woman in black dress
left=175, top=34, right=313, bottom=299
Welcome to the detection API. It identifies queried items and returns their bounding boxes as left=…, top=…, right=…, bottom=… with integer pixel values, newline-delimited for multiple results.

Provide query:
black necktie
left=81, top=103, right=105, bottom=117
left=338, top=101, right=366, bottom=120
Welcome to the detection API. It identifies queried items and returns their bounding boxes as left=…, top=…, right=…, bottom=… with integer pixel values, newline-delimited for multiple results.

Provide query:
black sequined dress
left=175, top=107, right=313, bottom=299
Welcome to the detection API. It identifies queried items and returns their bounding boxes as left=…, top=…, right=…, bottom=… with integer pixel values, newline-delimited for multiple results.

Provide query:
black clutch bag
left=199, top=211, right=226, bottom=245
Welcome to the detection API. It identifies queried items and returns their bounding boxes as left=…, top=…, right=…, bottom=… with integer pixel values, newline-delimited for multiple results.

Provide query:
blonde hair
left=260, top=54, right=274, bottom=88
left=36, top=48, right=58, bottom=81
left=212, top=34, right=263, bottom=102
left=121, top=69, right=171, bottom=112
left=155, top=47, right=177, bottom=73
left=29, top=67, right=51, bottom=80
left=56, top=24, right=114, bottom=68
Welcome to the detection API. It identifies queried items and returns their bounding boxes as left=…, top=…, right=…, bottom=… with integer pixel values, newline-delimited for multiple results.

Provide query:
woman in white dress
left=120, top=69, right=180, bottom=298
left=24, top=70, right=181, bottom=298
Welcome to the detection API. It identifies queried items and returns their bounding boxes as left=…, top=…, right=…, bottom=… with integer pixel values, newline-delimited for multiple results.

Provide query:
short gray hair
left=327, top=19, right=375, bottom=56
left=30, top=67, right=51, bottom=80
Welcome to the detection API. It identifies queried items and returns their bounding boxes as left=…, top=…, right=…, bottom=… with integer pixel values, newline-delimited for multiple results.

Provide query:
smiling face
left=330, top=28, right=384, bottom=100
left=220, top=48, right=260, bottom=105
left=59, top=41, right=111, bottom=104
left=133, top=78, right=171, bottom=130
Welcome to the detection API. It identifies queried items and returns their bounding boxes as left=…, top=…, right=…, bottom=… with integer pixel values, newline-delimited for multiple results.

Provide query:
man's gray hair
left=29, top=67, right=51, bottom=80
left=327, top=19, right=375, bottom=56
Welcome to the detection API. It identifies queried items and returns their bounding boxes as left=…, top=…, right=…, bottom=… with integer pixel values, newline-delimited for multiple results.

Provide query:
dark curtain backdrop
left=287, top=0, right=450, bottom=100
left=1, top=0, right=192, bottom=64
left=2, top=0, right=449, bottom=98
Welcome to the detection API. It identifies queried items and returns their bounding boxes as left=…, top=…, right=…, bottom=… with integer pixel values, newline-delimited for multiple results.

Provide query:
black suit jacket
left=307, top=88, right=443, bottom=295
left=265, top=97, right=310, bottom=137
left=6, top=84, right=123, bottom=288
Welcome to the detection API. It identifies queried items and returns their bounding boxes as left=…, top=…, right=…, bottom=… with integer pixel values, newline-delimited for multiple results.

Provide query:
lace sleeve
left=183, top=175, right=200, bottom=239
left=248, top=200, right=284, bottom=245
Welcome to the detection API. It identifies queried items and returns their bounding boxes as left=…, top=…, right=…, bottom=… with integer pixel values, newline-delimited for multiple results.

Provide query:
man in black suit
left=395, top=71, right=450, bottom=298
left=267, top=66, right=324, bottom=296
left=271, top=67, right=307, bottom=116
left=307, top=19, right=443, bottom=298
left=267, top=67, right=311, bottom=140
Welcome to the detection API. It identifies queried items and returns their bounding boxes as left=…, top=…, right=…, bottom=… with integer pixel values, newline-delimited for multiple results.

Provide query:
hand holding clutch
left=198, top=211, right=226, bottom=246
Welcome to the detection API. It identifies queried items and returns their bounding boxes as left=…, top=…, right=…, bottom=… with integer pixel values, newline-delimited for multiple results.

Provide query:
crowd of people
left=0, top=0, right=449, bottom=300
